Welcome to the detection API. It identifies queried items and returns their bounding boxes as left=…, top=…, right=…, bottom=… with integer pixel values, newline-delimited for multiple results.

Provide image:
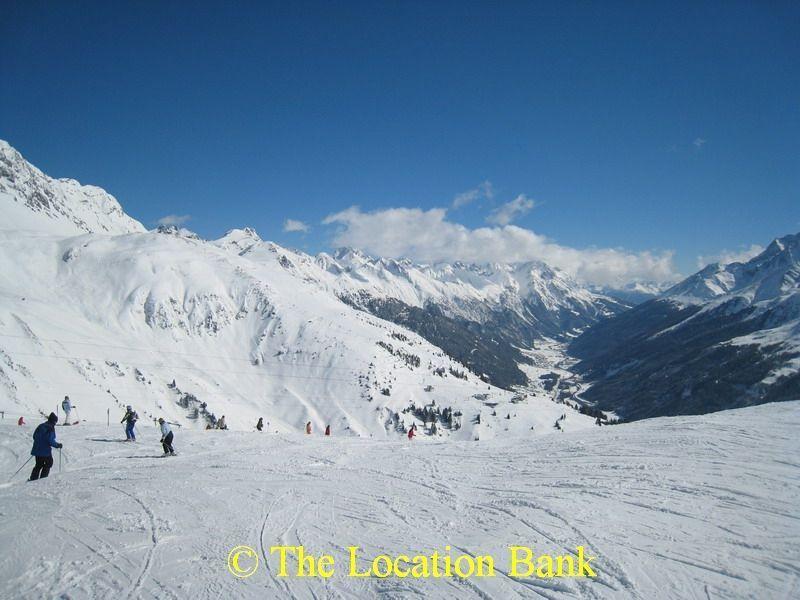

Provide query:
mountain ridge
left=0, top=139, right=596, bottom=436
left=0, top=140, right=145, bottom=236
left=570, top=233, right=800, bottom=419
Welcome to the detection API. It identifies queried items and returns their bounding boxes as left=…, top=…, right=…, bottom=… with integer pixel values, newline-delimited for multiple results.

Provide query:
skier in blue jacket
left=121, top=405, right=138, bottom=441
left=30, top=412, right=62, bottom=480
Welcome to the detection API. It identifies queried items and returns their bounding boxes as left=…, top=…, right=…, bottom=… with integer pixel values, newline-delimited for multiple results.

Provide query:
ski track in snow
left=108, top=485, right=159, bottom=600
left=0, top=402, right=799, bottom=599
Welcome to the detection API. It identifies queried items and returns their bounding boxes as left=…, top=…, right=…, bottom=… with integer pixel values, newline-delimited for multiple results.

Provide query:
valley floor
left=0, top=402, right=798, bottom=599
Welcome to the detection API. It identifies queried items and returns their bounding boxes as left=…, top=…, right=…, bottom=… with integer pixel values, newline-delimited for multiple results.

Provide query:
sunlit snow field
left=1, top=401, right=798, bottom=599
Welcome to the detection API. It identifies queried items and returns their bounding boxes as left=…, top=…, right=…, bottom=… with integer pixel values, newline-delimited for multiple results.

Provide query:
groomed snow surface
left=1, top=402, right=798, bottom=599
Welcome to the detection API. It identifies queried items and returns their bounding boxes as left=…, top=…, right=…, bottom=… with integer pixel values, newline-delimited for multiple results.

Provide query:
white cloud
left=452, top=181, right=494, bottom=209
left=696, top=244, right=763, bottom=269
left=283, top=219, right=310, bottom=233
left=323, top=206, right=678, bottom=287
left=693, top=137, right=706, bottom=149
left=156, top=214, right=191, bottom=226
left=486, top=194, right=536, bottom=226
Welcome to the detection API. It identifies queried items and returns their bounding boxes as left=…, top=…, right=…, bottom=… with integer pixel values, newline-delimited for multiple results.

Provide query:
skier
left=62, top=395, right=73, bottom=425
left=217, top=415, right=227, bottom=430
left=595, top=416, right=602, bottom=426
left=29, top=412, right=62, bottom=480
left=158, top=418, right=175, bottom=456
left=324, top=424, right=330, bottom=436
left=305, top=421, right=312, bottom=435
left=121, top=405, right=138, bottom=441
left=256, top=417, right=263, bottom=432
left=17, top=416, right=25, bottom=426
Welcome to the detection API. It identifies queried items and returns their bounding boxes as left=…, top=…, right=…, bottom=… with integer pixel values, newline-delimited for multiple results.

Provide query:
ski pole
left=9, top=456, right=33, bottom=481
left=59, top=448, right=62, bottom=473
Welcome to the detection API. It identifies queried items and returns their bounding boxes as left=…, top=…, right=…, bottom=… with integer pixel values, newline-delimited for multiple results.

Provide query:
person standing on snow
left=158, top=418, right=175, bottom=456
left=256, top=417, right=263, bottom=432
left=29, top=412, right=63, bottom=480
left=17, top=416, right=25, bottom=426
left=62, top=395, right=73, bottom=425
left=121, top=405, right=138, bottom=441
left=407, top=426, right=415, bottom=440
left=305, top=421, right=312, bottom=435
left=217, top=415, right=227, bottom=430
left=324, top=424, right=330, bottom=436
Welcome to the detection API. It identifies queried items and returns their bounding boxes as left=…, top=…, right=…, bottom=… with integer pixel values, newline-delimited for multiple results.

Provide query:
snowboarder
left=29, top=412, right=62, bottom=480
left=217, top=415, right=227, bottom=430
left=324, top=424, right=330, bottom=436
left=121, top=405, right=138, bottom=441
left=305, top=421, right=312, bottom=435
left=158, top=418, right=175, bottom=456
left=62, top=395, right=73, bottom=425
left=17, top=416, right=25, bottom=426
left=256, top=417, right=263, bottom=432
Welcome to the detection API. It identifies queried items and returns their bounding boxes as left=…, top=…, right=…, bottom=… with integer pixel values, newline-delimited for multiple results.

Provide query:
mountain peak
left=155, top=224, right=200, bottom=239
left=333, top=247, right=370, bottom=261
left=220, top=227, right=261, bottom=241
left=664, top=231, right=800, bottom=303
left=0, top=139, right=145, bottom=236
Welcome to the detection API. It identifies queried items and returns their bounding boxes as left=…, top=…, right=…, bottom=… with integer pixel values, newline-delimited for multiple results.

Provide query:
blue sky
left=1, top=1, right=798, bottom=284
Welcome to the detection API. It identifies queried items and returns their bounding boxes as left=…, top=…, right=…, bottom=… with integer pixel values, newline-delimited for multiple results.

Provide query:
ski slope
left=1, top=401, right=798, bottom=599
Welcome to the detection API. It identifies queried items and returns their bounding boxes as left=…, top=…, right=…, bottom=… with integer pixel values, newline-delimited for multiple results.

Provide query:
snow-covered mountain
left=570, top=234, right=800, bottom=419
left=0, top=140, right=595, bottom=437
left=0, top=140, right=145, bottom=235
left=215, top=241, right=627, bottom=388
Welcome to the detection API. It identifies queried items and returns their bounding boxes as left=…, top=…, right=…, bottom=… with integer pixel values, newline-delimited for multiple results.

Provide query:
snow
left=241, top=243, right=610, bottom=327
left=0, top=141, right=145, bottom=236
left=641, top=234, right=800, bottom=377
left=664, top=233, right=800, bottom=308
left=0, top=140, right=600, bottom=440
left=1, top=140, right=797, bottom=598
left=727, top=320, right=800, bottom=383
left=0, top=401, right=798, bottom=599
left=0, top=226, right=593, bottom=440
